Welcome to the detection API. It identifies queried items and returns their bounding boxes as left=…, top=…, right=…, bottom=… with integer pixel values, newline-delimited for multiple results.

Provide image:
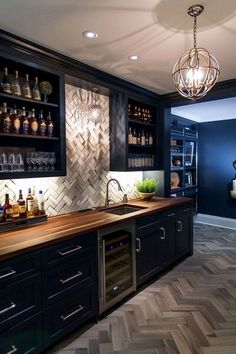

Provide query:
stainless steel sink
left=99, top=204, right=146, bottom=215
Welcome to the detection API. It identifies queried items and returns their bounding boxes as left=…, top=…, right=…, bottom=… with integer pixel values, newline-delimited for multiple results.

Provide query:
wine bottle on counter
left=12, top=194, right=20, bottom=220
left=11, top=70, right=22, bottom=96
left=32, top=76, right=41, bottom=101
left=38, top=190, right=45, bottom=215
left=2, top=67, right=12, bottom=94
left=22, top=73, right=32, bottom=99
left=30, top=108, right=38, bottom=136
left=26, top=188, right=34, bottom=218
left=47, top=111, right=54, bottom=137
left=32, top=186, right=39, bottom=216
left=18, top=189, right=26, bottom=219
left=2, top=194, right=12, bottom=222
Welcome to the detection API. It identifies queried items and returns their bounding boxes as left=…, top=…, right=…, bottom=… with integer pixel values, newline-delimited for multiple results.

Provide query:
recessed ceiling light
left=128, top=55, right=140, bottom=61
left=82, top=31, right=98, bottom=39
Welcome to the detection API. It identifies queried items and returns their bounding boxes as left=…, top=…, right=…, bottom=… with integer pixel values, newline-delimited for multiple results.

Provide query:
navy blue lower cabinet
left=43, top=283, right=97, bottom=347
left=0, top=313, right=43, bottom=354
left=158, top=217, right=176, bottom=268
left=175, top=208, right=192, bottom=258
left=136, top=219, right=160, bottom=286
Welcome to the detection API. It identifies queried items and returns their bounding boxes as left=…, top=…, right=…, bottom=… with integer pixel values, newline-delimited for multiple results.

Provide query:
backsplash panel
left=0, top=84, right=141, bottom=215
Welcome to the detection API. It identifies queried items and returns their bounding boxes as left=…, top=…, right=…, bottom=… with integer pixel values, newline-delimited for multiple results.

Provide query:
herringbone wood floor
left=47, top=223, right=236, bottom=354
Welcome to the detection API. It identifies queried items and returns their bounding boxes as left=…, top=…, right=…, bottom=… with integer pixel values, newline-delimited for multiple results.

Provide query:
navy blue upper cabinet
left=110, top=92, right=160, bottom=171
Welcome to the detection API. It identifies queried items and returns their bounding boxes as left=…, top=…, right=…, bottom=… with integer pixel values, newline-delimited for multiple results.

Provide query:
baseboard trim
left=195, top=213, right=236, bottom=230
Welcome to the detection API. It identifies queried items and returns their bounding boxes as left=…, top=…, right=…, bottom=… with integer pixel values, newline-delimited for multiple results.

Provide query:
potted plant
left=136, top=178, right=158, bottom=200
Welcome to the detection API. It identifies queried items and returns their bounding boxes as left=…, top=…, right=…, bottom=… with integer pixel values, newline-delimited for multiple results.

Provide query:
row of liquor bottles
left=128, top=103, right=153, bottom=124
left=0, top=103, right=54, bottom=136
left=128, top=127, right=154, bottom=146
left=0, top=66, right=50, bottom=102
left=128, top=155, right=155, bottom=169
left=0, top=187, right=46, bottom=223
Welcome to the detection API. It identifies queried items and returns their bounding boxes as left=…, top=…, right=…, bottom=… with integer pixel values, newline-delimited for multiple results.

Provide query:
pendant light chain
left=193, top=15, right=197, bottom=48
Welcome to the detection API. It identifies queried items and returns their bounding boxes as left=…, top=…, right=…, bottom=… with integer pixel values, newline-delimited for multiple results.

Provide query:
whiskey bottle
left=145, top=132, right=149, bottom=146
left=133, top=106, right=138, bottom=121
left=141, top=130, right=145, bottom=146
left=2, top=67, right=12, bottom=94
left=148, top=132, right=153, bottom=146
left=39, top=110, right=46, bottom=136
left=12, top=194, right=20, bottom=220
left=11, top=70, right=21, bottom=96
left=132, top=129, right=137, bottom=145
left=38, top=190, right=45, bottom=215
left=22, top=73, right=32, bottom=98
left=32, top=77, right=41, bottom=101
left=2, top=194, right=12, bottom=222
left=137, top=107, right=142, bottom=121
left=47, top=111, right=54, bottom=137
left=128, top=104, right=132, bottom=120
left=12, top=105, right=21, bottom=134
left=26, top=188, right=34, bottom=217
left=17, top=189, right=26, bottom=218
left=32, top=186, right=39, bottom=216
left=137, top=131, right=141, bottom=145
left=128, top=127, right=133, bottom=144
left=22, top=107, right=29, bottom=135
left=30, top=108, right=38, bottom=136
left=2, top=102, right=12, bottom=133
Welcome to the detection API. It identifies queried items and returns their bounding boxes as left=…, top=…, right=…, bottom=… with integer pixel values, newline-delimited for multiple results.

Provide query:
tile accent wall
left=0, top=84, right=141, bottom=216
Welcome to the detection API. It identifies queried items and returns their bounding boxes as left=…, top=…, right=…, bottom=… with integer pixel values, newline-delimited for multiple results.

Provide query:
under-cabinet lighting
left=82, top=31, right=98, bottom=39
left=128, top=55, right=139, bottom=61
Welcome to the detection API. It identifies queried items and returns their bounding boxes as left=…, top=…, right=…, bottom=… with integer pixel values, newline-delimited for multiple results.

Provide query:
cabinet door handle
left=177, top=221, right=183, bottom=232
left=6, top=345, right=18, bottom=354
left=160, top=227, right=166, bottom=240
left=60, top=271, right=83, bottom=284
left=58, top=245, right=82, bottom=256
left=136, top=238, right=141, bottom=253
left=167, top=213, right=175, bottom=217
left=0, top=302, right=16, bottom=315
left=0, top=269, right=16, bottom=279
left=60, top=305, right=84, bottom=321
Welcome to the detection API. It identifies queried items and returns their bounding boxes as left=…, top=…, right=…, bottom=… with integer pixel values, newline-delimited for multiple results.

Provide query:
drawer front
left=43, top=284, right=96, bottom=346
left=0, top=274, right=41, bottom=332
left=0, top=313, right=42, bottom=354
left=43, top=252, right=96, bottom=304
left=0, top=252, right=40, bottom=287
left=42, top=232, right=96, bottom=267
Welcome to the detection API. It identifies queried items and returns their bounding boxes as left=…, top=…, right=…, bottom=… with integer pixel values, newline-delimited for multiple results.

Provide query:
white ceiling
left=0, top=0, right=236, bottom=95
left=172, top=97, right=236, bottom=122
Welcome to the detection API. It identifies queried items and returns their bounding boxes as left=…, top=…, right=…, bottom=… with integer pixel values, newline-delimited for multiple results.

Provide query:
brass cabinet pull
left=160, top=227, right=166, bottom=240
left=0, top=269, right=16, bottom=279
left=60, top=271, right=83, bottom=284
left=6, top=345, right=18, bottom=354
left=136, top=238, right=141, bottom=253
left=177, top=220, right=183, bottom=232
left=0, top=302, right=16, bottom=315
left=60, top=304, right=84, bottom=321
left=58, top=245, right=82, bottom=256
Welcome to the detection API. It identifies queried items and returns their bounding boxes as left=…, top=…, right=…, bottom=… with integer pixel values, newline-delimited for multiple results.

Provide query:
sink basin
left=99, top=204, right=146, bottom=215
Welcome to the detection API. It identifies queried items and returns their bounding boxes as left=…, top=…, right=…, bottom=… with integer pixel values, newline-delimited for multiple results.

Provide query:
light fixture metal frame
left=172, top=4, right=220, bottom=101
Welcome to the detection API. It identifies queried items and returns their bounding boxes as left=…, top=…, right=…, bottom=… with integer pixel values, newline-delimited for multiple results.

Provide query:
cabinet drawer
left=42, top=232, right=96, bottom=267
left=43, top=252, right=96, bottom=304
left=43, top=284, right=96, bottom=346
left=0, top=253, right=40, bottom=286
left=0, top=313, right=42, bottom=354
left=0, top=274, right=41, bottom=332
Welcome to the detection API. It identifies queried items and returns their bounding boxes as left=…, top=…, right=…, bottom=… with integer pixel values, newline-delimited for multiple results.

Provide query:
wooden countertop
left=0, top=197, right=192, bottom=261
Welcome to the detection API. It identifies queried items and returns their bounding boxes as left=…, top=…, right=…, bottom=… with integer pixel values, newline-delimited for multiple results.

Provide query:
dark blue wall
left=198, top=119, right=236, bottom=218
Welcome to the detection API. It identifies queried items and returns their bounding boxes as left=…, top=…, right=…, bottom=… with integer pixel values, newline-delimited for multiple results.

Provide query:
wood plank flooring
left=47, top=223, right=236, bottom=354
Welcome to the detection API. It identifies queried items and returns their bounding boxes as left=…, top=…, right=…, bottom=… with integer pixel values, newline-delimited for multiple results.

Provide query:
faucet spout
left=105, top=178, right=123, bottom=207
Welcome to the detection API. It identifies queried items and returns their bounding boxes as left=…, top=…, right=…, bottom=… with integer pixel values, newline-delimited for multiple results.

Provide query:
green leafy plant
left=39, top=81, right=53, bottom=96
left=136, top=178, right=158, bottom=193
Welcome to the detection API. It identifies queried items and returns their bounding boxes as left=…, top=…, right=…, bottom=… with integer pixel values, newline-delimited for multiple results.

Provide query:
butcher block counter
left=0, top=197, right=192, bottom=261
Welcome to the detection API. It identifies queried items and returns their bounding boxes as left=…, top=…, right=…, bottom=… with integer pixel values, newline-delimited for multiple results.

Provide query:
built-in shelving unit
left=0, top=53, right=65, bottom=179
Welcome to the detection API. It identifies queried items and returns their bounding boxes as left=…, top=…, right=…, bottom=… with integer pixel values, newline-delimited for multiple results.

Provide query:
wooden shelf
left=128, top=119, right=155, bottom=127
left=0, top=133, right=59, bottom=140
left=0, top=92, right=58, bottom=107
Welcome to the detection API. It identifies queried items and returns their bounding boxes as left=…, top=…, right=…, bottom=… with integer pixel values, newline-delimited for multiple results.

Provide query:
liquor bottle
left=47, top=111, right=54, bottom=137
left=145, top=131, right=149, bottom=146
left=2, top=67, right=12, bottom=94
left=141, top=108, right=145, bottom=122
left=17, top=189, right=26, bottom=218
left=137, top=107, right=142, bottom=121
left=128, top=104, right=132, bottom=120
left=128, top=127, right=133, bottom=144
left=39, top=110, right=46, bottom=136
left=21, top=107, right=29, bottom=135
left=141, top=130, right=145, bottom=146
left=30, top=108, right=38, bottom=136
left=147, top=110, right=152, bottom=123
left=133, top=106, right=138, bottom=121
left=38, top=190, right=45, bottom=215
left=144, top=109, right=149, bottom=123
left=12, top=194, right=20, bottom=220
left=137, top=131, right=141, bottom=145
left=32, top=186, right=39, bottom=216
left=148, top=132, right=153, bottom=146
left=26, top=188, right=34, bottom=217
left=2, top=194, right=12, bottom=222
left=132, top=128, right=137, bottom=145
left=11, top=70, right=21, bottom=96
left=32, top=77, right=41, bottom=101
left=2, top=102, right=12, bottom=133
left=12, top=105, right=21, bottom=134
left=22, top=73, right=32, bottom=98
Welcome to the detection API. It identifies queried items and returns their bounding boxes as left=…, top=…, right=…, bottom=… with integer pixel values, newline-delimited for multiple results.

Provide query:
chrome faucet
left=105, top=178, right=123, bottom=206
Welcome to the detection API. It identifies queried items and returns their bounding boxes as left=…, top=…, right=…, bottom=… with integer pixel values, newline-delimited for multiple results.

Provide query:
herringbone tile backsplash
left=0, top=84, right=141, bottom=215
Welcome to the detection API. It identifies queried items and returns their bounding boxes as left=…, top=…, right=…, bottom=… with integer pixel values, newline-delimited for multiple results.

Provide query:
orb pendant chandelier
left=172, top=4, right=220, bottom=101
